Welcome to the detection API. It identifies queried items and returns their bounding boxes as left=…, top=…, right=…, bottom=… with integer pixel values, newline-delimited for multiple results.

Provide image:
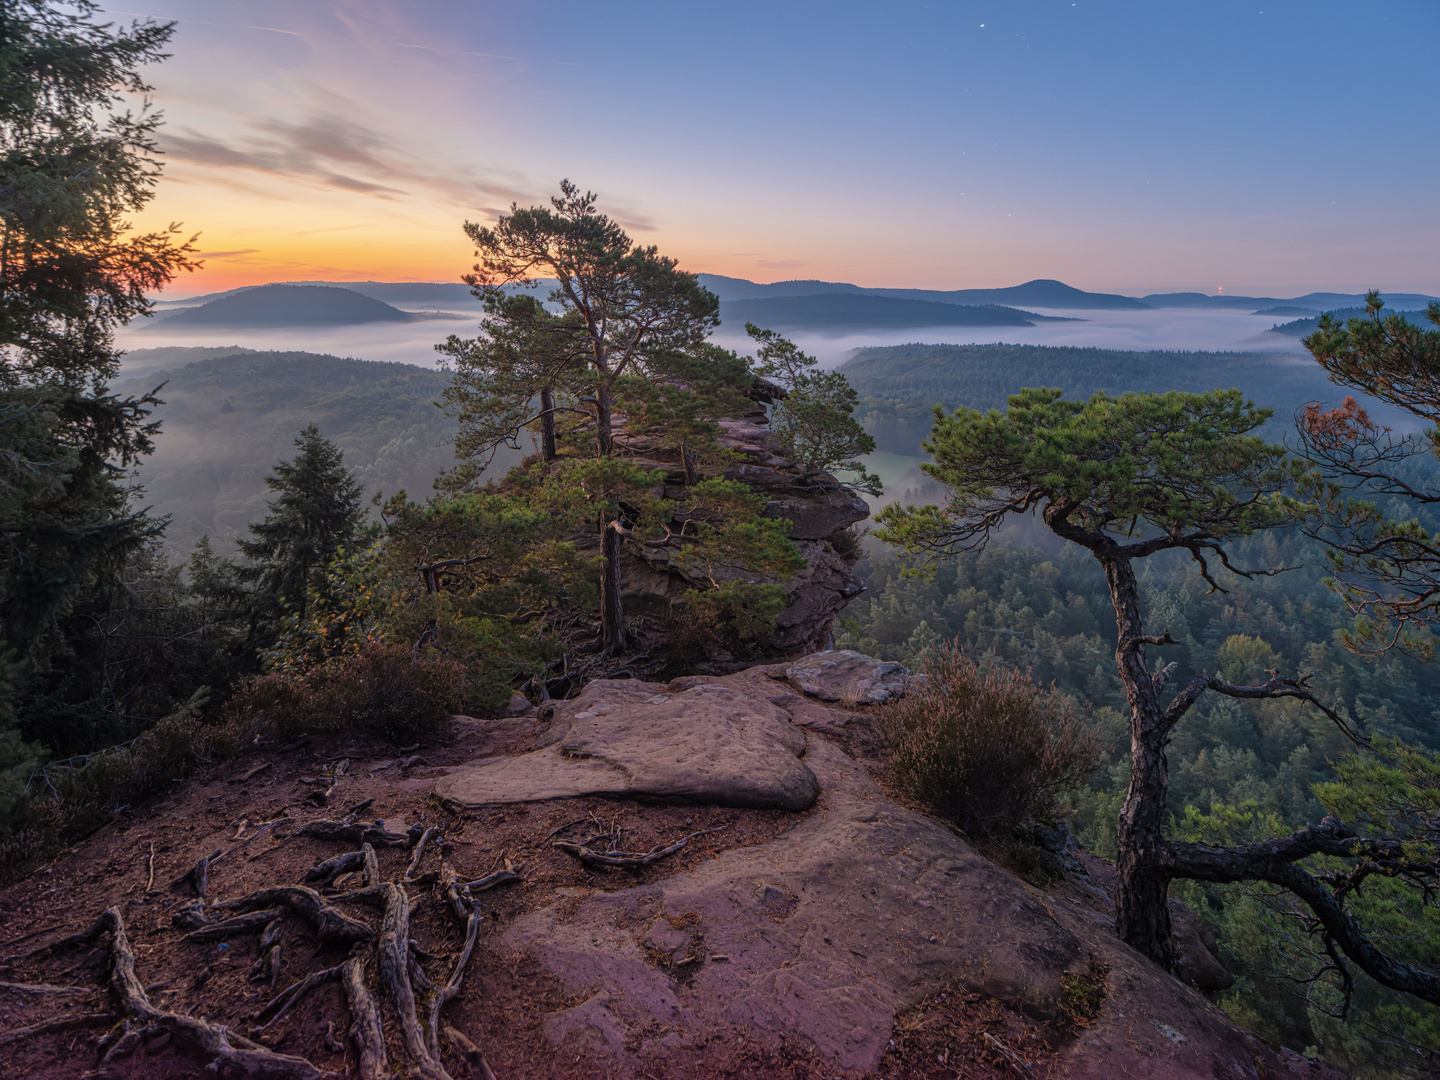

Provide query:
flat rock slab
left=785, top=649, right=909, bottom=703
left=500, top=738, right=1341, bottom=1079
left=435, top=680, right=818, bottom=812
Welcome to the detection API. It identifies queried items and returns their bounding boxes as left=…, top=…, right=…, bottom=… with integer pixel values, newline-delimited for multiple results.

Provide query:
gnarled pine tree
left=877, top=388, right=1440, bottom=1008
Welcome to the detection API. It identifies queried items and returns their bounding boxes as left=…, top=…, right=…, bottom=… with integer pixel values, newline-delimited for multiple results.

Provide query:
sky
left=109, top=0, right=1440, bottom=299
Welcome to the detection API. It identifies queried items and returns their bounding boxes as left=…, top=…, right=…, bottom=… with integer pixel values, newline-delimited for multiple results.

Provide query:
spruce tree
left=0, top=1, right=195, bottom=755
left=238, top=426, right=364, bottom=624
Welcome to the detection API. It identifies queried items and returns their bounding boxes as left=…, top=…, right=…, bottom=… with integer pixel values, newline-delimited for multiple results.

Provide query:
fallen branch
left=982, top=1032, right=1037, bottom=1079
left=553, top=837, right=688, bottom=869
left=145, top=842, right=155, bottom=893
left=237, top=761, right=272, bottom=783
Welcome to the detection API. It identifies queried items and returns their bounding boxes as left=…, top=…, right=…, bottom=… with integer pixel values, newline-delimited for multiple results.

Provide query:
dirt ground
left=0, top=710, right=1126, bottom=1079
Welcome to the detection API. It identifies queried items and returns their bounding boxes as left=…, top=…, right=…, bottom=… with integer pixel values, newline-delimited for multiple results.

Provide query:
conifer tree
left=877, top=387, right=1440, bottom=1008
left=238, top=426, right=364, bottom=625
left=455, top=180, right=732, bottom=650
left=0, top=1, right=195, bottom=752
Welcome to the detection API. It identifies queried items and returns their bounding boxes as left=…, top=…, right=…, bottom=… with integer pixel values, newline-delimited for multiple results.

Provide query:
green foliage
left=223, top=645, right=465, bottom=743
left=1295, top=295, right=1440, bottom=658
left=875, top=388, right=1296, bottom=568
left=746, top=323, right=880, bottom=493
left=875, top=641, right=1100, bottom=837
left=842, top=538, right=1440, bottom=1072
left=236, top=425, right=365, bottom=625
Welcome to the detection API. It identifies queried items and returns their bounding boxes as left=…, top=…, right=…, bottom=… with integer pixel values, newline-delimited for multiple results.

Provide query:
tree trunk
left=599, top=514, right=625, bottom=650
left=539, top=387, right=557, bottom=461
left=1097, top=546, right=1176, bottom=969
left=681, top=438, right=697, bottom=485
left=593, top=372, right=625, bottom=649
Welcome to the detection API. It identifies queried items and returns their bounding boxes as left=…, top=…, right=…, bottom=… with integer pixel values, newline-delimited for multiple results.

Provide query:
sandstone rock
left=767, top=543, right=865, bottom=655
left=435, top=680, right=818, bottom=812
left=505, top=692, right=535, bottom=717
left=784, top=649, right=909, bottom=703
left=499, top=736, right=1311, bottom=1078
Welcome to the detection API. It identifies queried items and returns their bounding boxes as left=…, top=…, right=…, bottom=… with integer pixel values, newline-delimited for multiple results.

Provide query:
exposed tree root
left=247, top=916, right=286, bottom=986
left=8, top=907, right=325, bottom=1079
left=182, top=907, right=283, bottom=943
left=341, top=955, right=388, bottom=1080
left=0, top=980, right=92, bottom=996
left=255, top=964, right=343, bottom=1032
left=296, top=819, right=411, bottom=847
left=463, top=868, right=522, bottom=892
left=405, top=826, right=442, bottom=882
left=170, top=847, right=221, bottom=897
left=7, top=800, right=509, bottom=1080
left=0, top=1011, right=113, bottom=1045
left=302, top=849, right=371, bottom=887
left=215, top=886, right=374, bottom=947
left=428, top=862, right=485, bottom=1066
left=443, top=1025, right=497, bottom=1080
left=375, top=883, right=453, bottom=1080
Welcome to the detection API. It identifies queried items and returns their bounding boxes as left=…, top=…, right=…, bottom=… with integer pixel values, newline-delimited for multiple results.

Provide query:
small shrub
left=876, top=642, right=1100, bottom=837
left=223, top=644, right=465, bottom=742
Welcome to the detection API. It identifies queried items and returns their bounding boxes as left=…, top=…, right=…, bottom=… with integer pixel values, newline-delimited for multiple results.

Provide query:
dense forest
left=835, top=332, right=1440, bottom=1074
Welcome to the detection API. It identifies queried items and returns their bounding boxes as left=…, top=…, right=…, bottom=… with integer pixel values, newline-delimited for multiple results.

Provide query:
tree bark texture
left=539, top=386, right=557, bottom=461
left=1099, top=545, right=1176, bottom=969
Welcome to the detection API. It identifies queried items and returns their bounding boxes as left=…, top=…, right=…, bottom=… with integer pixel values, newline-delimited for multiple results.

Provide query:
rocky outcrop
left=435, top=676, right=819, bottom=812
left=429, top=665, right=1341, bottom=1078
left=784, top=649, right=909, bottom=703
left=615, top=401, right=868, bottom=661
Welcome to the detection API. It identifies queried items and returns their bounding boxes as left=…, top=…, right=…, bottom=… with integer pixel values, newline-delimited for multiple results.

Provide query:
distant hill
left=1267, top=307, right=1435, bottom=338
left=148, top=284, right=415, bottom=329
left=838, top=342, right=1352, bottom=455
left=112, top=352, right=506, bottom=552
left=719, top=293, right=1039, bottom=332
left=702, top=274, right=1148, bottom=310
left=1144, top=290, right=1440, bottom=310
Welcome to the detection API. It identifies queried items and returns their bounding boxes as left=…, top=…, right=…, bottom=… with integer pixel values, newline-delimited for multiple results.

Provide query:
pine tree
left=238, top=426, right=364, bottom=624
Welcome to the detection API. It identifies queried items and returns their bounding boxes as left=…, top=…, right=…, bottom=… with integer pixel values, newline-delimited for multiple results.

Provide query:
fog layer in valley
left=117, top=302, right=1309, bottom=377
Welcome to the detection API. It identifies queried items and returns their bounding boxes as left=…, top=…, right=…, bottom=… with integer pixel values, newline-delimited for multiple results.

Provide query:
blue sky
left=112, top=0, right=1440, bottom=296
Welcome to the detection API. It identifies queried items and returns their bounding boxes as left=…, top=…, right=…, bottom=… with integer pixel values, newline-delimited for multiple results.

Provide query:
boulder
left=435, top=679, right=819, bottom=812
left=785, top=649, right=909, bottom=703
